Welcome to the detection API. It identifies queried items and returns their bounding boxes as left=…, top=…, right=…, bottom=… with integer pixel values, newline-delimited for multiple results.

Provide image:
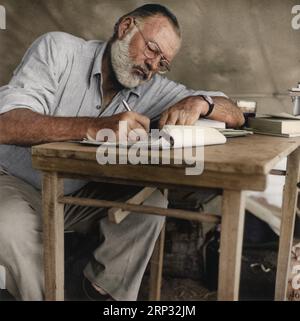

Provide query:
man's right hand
left=87, top=111, right=150, bottom=142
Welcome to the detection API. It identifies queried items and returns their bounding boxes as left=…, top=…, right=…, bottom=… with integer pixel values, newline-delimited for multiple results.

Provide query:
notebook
left=81, top=125, right=227, bottom=149
left=194, top=119, right=226, bottom=129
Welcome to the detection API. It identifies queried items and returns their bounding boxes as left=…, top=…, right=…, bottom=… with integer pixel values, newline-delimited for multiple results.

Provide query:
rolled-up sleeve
left=146, top=75, right=228, bottom=119
left=0, top=33, right=60, bottom=115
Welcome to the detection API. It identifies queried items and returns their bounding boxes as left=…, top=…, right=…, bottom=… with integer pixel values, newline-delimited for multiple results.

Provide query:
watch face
left=206, top=95, right=214, bottom=105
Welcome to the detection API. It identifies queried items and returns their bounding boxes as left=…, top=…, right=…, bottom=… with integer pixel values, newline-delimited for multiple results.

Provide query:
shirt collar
left=89, top=42, right=107, bottom=85
left=89, top=41, right=143, bottom=98
left=122, top=84, right=143, bottom=99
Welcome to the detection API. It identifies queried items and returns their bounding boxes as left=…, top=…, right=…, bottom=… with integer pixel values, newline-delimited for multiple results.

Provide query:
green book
left=248, top=117, right=300, bottom=135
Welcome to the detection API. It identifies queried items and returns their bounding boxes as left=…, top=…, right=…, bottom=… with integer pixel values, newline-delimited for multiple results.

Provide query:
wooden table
left=31, top=135, right=300, bottom=301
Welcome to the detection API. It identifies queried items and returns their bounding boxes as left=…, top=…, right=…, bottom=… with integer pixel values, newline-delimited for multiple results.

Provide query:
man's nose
left=145, top=56, right=161, bottom=73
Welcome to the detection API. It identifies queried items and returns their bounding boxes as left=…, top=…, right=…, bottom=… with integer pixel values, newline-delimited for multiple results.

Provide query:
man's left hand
left=158, top=96, right=208, bottom=128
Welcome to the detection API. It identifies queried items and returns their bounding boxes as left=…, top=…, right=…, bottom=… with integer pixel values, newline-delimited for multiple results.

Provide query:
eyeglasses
left=133, top=19, right=171, bottom=74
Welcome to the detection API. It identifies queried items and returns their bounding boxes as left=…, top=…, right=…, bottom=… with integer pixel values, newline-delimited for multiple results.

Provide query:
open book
left=194, top=119, right=226, bottom=129
left=81, top=125, right=226, bottom=149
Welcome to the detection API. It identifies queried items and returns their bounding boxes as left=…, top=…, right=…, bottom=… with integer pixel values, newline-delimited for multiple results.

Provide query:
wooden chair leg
left=149, top=223, right=166, bottom=301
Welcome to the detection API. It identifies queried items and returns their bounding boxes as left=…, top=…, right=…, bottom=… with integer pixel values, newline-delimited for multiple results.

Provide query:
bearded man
left=0, top=4, right=244, bottom=301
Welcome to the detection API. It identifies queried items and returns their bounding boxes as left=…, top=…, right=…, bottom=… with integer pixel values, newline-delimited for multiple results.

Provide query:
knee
left=0, top=225, right=16, bottom=266
left=0, top=219, right=23, bottom=255
left=0, top=211, right=39, bottom=259
left=115, top=189, right=167, bottom=229
left=143, top=189, right=168, bottom=209
left=140, top=190, right=167, bottom=227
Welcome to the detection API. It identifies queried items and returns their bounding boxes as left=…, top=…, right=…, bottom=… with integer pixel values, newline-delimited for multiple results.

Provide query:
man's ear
left=117, top=17, right=134, bottom=40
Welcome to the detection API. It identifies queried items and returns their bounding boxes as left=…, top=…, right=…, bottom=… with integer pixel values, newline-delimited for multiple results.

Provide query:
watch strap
left=201, top=95, right=215, bottom=118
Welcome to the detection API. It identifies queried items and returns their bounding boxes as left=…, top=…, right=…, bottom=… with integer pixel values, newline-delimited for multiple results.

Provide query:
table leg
left=275, top=147, right=300, bottom=301
left=149, top=223, right=166, bottom=301
left=218, top=189, right=246, bottom=301
left=42, top=172, right=64, bottom=301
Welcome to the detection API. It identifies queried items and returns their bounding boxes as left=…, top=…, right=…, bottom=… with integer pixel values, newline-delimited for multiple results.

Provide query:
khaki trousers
left=0, top=170, right=166, bottom=300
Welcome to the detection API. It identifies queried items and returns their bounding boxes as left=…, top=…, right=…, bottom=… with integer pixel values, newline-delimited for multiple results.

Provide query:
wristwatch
left=200, top=95, right=215, bottom=118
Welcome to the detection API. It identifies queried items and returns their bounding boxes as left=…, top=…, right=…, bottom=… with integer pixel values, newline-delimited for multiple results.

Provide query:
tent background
left=0, top=0, right=299, bottom=114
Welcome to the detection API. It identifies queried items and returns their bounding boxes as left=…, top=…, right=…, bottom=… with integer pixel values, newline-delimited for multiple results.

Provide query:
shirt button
left=96, top=105, right=101, bottom=110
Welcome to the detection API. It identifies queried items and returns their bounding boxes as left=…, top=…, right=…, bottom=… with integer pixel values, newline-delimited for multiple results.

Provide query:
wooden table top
left=32, top=134, right=299, bottom=175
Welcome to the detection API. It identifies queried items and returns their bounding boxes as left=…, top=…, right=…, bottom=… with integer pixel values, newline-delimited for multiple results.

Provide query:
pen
left=122, top=99, right=132, bottom=112
left=122, top=99, right=150, bottom=138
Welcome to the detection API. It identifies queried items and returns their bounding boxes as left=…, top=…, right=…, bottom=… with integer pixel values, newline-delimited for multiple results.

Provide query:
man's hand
left=158, top=96, right=208, bottom=128
left=158, top=96, right=245, bottom=129
left=87, top=111, right=150, bottom=142
left=0, top=109, right=150, bottom=146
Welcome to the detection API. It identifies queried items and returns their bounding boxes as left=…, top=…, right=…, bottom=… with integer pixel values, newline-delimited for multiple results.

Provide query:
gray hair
left=113, top=4, right=181, bottom=39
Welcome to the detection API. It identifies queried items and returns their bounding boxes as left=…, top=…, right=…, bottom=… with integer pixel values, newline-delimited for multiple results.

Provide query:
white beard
left=111, top=29, right=148, bottom=89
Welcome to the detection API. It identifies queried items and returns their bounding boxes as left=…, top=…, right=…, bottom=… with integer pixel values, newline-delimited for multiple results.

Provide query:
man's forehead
left=140, top=15, right=178, bottom=39
left=139, top=15, right=181, bottom=57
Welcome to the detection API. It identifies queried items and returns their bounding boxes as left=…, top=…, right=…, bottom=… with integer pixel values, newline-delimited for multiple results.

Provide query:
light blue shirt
left=0, top=32, right=226, bottom=194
